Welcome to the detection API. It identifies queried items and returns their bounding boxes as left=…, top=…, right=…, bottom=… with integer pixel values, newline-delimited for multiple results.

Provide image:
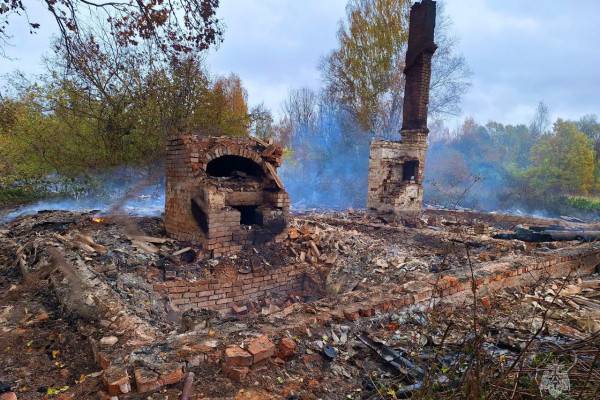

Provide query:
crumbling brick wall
left=367, top=135, right=428, bottom=214
left=165, top=135, right=290, bottom=256
left=153, top=264, right=307, bottom=314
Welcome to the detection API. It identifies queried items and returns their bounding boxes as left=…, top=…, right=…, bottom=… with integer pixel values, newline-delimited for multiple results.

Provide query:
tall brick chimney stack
left=401, top=0, right=437, bottom=134
left=366, top=0, right=437, bottom=219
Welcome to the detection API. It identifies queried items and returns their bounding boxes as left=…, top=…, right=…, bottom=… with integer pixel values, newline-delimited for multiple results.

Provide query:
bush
left=566, top=195, right=600, bottom=212
left=0, top=185, right=45, bottom=207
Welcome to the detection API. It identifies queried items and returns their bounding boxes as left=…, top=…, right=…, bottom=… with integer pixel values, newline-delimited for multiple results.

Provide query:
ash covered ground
left=1, top=209, right=600, bottom=399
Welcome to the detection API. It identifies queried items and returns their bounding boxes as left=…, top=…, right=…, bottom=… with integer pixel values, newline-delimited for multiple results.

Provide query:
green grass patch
left=0, top=186, right=45, bottom=207
left=566, top=195, right=600, bottom=212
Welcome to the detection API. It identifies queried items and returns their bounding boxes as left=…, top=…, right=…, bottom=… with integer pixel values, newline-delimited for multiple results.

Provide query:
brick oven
left=165, top=135, right=290, bottom=256
left=367, top=0, right=437, bottom=217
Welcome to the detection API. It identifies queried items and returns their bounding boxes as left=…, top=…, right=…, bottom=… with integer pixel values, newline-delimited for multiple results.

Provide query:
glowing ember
left=92, top=217, right=105, bottom=224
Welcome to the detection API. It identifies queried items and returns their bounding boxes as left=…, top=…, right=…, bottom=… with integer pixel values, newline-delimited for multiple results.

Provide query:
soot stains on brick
left=367, top=0, right=437, bottom=219
left=165, top=135, right=290, bottom=257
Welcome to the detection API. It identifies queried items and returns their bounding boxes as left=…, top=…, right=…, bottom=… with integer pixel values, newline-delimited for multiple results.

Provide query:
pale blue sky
left=1, top=0, right=598, bottom=126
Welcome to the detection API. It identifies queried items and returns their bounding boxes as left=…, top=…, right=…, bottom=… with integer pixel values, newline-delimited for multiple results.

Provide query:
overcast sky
left=1, top=0, right=599, bottom=127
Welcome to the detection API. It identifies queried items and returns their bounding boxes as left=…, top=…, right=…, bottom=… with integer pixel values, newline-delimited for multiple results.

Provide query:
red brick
left=247, top=335, right=275, bottom=364
left=134, top=368, right=162, bottom=393
left=359, top=306, right=375, bottom=317
left=343, top=306, right=360, bottom=321
left=277, top=338, right=297, bottom=361
left=225, top=345, right=253, bottom=367
left=169, top=286, right=188, bottom=294
left=95, top=351, right=112, bottom=370
left=481, top=296, right=491, bottom=309
left=159, top=363, right=184, bottom=385
left=102, top=366, right=131, bottom=396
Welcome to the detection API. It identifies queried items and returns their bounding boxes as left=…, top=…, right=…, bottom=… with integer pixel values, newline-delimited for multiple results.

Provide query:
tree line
left=426, top=105, right=600, bottom=215
left=2, top=0, right=596, bottom=217
left=0, top=0, right=469, bottom=208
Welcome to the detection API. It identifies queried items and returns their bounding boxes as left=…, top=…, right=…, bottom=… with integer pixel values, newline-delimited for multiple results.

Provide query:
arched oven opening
left=206, top=155, right=264, bottom=178
left=165, top=135, right=289, bottom=256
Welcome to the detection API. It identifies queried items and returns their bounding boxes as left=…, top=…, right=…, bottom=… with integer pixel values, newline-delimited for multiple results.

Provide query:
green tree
left=250, top=103, right=275, bottom=141
left=0, top=45, right=252, bottom=185
left=526, top=120, right=595, bottom=196
left=207, top=74, right=251, bottom=137
left=321, top=0, right=470, bottom=133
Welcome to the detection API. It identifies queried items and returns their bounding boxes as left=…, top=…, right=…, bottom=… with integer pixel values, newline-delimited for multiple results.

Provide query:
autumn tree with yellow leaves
left=321, top=0, right=470, bottom=134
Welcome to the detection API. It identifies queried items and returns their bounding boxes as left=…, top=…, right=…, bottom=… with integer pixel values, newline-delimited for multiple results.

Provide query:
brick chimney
left=367, top=0, right=437, bottom=218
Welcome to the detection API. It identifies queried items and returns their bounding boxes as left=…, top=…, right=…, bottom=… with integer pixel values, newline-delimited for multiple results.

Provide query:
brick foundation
left=153, top=263, right=307, bottom=314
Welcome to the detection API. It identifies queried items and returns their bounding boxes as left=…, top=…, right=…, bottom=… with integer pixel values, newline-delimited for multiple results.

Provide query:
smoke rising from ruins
left=0, top=132, right=563, bottom=223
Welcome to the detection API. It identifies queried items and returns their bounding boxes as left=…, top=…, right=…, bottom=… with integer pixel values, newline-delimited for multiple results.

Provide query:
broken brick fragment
left=158, top=363, right=184, bottom=385
left=247, top=335, right=275, bottom=364
left=480, top=296, right=491, bottom=309
left=92, top=345, right=111, bottom=370
left=225, top=345, right=253, bottom=367
left=438, top=275, right=459, bottom=289
left=315, top=311, right=332, bottom=325
left=224, top=365, right=250, bottom=382
left=134, top=368, right=162, bottom=393
left=306, top=378, right=320, bottom=390
left=102, top=366, right=131, bottom=396
left=0, top=392, right=17, bottom=400
left=359, top=305, right=375, bottom=317
left=343, top=306, right=360, bottom=321
left=277, top=337, right=297, bottom=360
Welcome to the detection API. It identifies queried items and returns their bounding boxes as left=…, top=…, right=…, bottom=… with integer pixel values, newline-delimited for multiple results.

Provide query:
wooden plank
left=263, top=162, right=284, bottom=189
left=128, top=235, right=172, bottom=244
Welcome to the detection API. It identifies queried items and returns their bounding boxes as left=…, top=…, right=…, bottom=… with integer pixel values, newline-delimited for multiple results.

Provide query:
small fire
left=92, top=217, right=105, bottom=224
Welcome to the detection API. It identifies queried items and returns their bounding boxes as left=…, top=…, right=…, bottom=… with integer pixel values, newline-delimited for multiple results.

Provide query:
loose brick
left=343, top=306, right=361, bottom=321
left=225, top=345, right=253, bottom=367
left=134, top=368, right=162, bottom=393
left=277, top=338, right=297, bottom=361
left=247, top=335, right=275, bottom=364
left=159, top=363, right=184, bottom=385
left=102, top=366, right=131, bottom=396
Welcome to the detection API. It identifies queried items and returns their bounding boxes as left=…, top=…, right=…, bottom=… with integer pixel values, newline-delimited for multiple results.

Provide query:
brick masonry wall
left=164, top=135, right=290, bottom=255
left=329, top=248, right=600, bottom=322
left=153, top=264, right=307, bottom=314
left=367, top=136, right=428, bottom=215
left=402, top=0, right=436, bottom=131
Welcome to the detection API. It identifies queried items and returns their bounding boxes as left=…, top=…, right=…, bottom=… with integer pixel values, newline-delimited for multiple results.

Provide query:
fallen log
left=128, top=235, right=172, bottom=244
left=494, top=228, right=600, bottom=242
left=131, top=240, right=159, bottom=254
